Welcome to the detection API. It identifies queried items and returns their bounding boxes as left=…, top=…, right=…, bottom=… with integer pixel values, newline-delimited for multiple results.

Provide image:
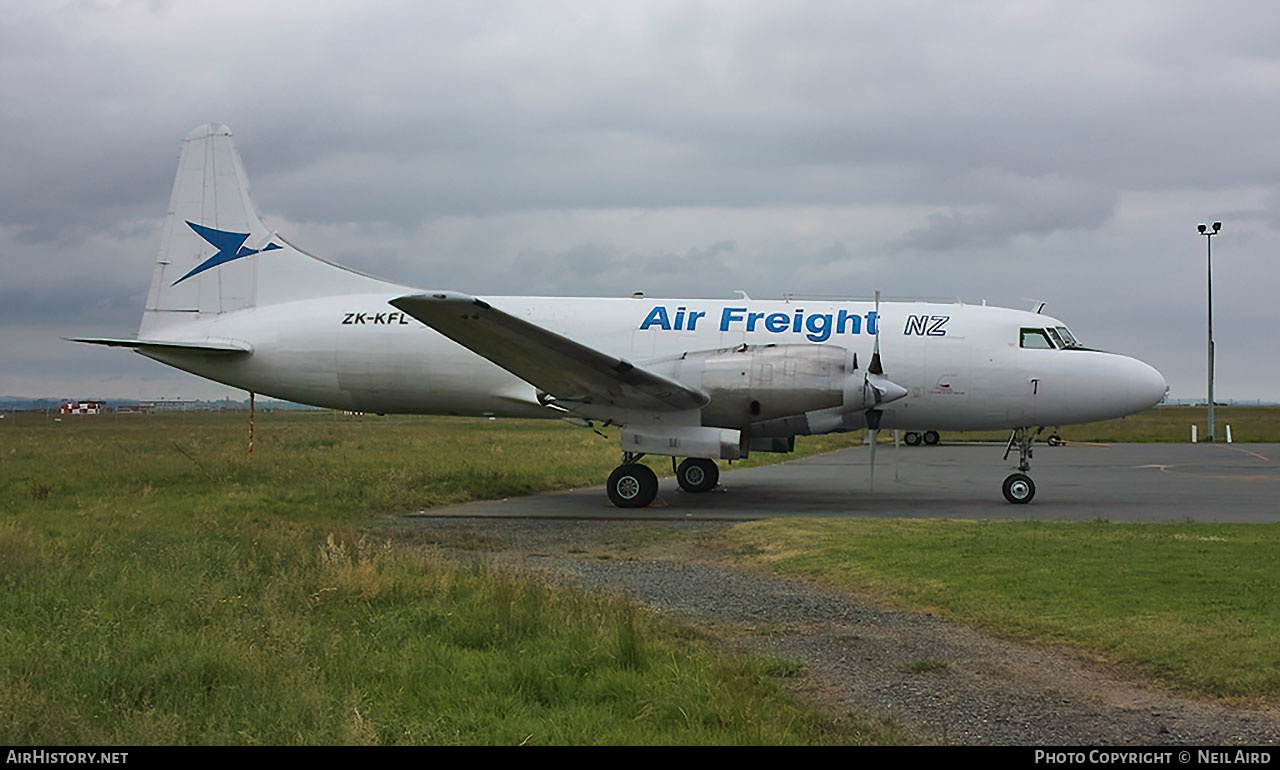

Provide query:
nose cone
left=1047, top=351, right=1168, bottom=425
left=1118, top=355, right=1168, bottom=414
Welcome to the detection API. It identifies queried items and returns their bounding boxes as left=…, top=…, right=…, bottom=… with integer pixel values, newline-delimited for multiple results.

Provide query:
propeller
left=862, top=291, right=907, bottom=490
left=840, top=291, right=908, bottom=491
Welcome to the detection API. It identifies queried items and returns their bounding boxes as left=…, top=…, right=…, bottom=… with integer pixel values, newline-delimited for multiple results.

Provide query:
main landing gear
left=606, top=454, right=721, bottom=508
left=607, top=455, right=660, bottom=508
left=1001, top=426, right=1043, bottom=504
left=675, top=457, right=719, bottom=493
left=903, top=430, right=940, bottom=446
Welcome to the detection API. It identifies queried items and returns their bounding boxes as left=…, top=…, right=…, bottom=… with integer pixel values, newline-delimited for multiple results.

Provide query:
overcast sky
left=3, top=0, right=1278, bottom=402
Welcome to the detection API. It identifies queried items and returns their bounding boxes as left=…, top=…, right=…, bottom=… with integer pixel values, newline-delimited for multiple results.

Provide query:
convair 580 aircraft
left=75, top=124, right=1167, bottom=507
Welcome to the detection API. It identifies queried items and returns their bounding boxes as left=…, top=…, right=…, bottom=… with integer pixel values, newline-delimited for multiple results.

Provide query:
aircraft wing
left=390, top=292, right=708, bottom=412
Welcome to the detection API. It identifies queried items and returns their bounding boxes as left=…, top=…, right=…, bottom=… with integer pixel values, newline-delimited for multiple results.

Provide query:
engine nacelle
left=647, top=343, right=907, bottom=435
left=647, top=344, right=845, bottom=426
left=646, top=344, right=866, bottom=426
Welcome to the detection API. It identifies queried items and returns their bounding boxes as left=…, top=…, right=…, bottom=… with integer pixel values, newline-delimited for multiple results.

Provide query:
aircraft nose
left=1122, top=356, right=1168, bottom=412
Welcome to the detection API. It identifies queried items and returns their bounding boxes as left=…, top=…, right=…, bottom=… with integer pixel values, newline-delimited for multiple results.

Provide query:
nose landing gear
left=1002, top=472, right=1035, bottom=504
left=1001, top=427, right=1043, bottom=504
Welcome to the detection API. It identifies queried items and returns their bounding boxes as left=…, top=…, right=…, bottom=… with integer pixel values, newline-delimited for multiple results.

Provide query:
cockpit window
left=1045, top=327, right=1066, bottom=348
left=1055, top=326, right=1081, bottom=348
left=1020, top=328, right=1055, bottom=349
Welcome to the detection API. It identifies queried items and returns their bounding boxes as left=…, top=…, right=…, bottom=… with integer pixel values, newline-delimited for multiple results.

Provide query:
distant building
left=114, top=404, right=154, bottom=414
left=59, top=400, right=105, bottom=415
left=140, top=399, right=206, bottom=412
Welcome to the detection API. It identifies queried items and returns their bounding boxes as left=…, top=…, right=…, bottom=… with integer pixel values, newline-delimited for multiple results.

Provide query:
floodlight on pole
left=1197, top=221, right=1222, bottom=441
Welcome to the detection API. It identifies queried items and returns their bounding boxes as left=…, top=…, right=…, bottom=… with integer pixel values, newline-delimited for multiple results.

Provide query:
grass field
left=726, top=518, right=1280, bottom=701
left=721, top=406, right=1280, bottom=702
left=943, top=405, right=1280, bottom=444
left=0, top=411, right=896, bottom=745
left=2, top=406, right=1278, bottom=743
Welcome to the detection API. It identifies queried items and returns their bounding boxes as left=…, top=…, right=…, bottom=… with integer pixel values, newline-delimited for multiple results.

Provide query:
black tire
left=1002, top=473, right=1036, bottom=504
left=903, top=432, right=922, bottom=446
left=676, top=458, right=719, bottom=493
left=607, top=464, right=659, bottom=508
left=923, top=430, right=940, bottom=446
left=1047, top=434, right=1064, bottom=447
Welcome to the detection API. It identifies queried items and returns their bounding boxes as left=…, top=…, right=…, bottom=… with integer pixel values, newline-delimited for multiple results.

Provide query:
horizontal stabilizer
left=67, top=337, right=252, bottom=355
left=390, top=292, right=708, bottom=412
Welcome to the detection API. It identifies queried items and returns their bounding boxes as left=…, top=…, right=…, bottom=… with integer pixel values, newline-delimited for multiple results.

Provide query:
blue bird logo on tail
left=172, top=221, right=282, bottom=285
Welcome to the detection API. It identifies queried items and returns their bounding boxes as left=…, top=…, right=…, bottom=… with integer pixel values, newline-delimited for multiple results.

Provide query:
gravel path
left=388, top=516, right=1280, bottom=746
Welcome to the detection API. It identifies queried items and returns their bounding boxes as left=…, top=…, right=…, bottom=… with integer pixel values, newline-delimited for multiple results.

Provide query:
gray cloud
left=894, top=175, right=1120, bottom=251
left=3, top=1, right=1279, bottom=400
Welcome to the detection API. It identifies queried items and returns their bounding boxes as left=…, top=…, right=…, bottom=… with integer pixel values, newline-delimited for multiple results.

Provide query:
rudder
left=139, top=124, right=397, bottom=339
left=143, top=123, right=275, bottom=324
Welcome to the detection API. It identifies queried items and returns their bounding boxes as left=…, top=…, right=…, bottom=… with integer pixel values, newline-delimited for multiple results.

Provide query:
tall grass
left=0, top=412, right=896, bottom=745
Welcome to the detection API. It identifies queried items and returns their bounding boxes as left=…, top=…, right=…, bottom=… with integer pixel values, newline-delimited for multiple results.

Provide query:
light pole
left=1197, top=221, right=1221, bottom=442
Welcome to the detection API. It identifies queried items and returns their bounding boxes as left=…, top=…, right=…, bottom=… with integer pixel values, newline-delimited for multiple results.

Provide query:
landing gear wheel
left=1047, top=434, right=1064, bottom=447
left=607, top=463, right=659, bottom=508
left=904, top=432, right=922, bottom=446
left=676, top=458, right=719, bottom=493
left=923, top=430, right=940, bottom=446
left=1002, top=473, right=1036, bottom=504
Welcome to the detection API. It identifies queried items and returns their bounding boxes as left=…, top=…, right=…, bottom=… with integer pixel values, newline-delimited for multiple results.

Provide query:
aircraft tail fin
left=140, top=124, right=397, bottom=338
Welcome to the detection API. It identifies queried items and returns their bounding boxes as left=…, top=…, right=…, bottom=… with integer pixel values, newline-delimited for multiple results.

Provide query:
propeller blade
left=894, top=428, right=901, bottom=481
left=869, top=427, right=878, bottom=491
left=869, top=290, right=883, bottom=375
left=866, top=407, right=882, bottom=491
left=865, top=292, right=884, bottom=492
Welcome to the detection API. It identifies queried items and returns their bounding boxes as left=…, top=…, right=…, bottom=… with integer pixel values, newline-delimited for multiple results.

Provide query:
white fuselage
left=142, top=292, right=1167, bottom=432
left=76, top=124, right=1172, bottom=508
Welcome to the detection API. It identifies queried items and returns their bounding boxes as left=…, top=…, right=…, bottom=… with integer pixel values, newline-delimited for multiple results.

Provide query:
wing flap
left=390, top=292, right=707, bottom=412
